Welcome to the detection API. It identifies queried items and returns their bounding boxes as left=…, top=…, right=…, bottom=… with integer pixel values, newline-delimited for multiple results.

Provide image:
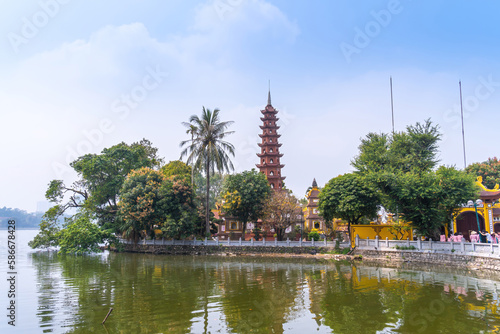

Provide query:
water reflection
left=29, top=252, right=500, bottom=333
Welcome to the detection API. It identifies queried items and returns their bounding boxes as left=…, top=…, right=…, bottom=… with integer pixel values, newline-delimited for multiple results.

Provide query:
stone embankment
left=354, top=249, right=500, bottom=271
left=120, top=243, right=352, bottom=261
left=119, top=243, right=500, bottom=271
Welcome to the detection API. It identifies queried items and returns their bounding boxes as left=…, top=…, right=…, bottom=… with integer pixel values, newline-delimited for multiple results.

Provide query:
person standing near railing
left=470, top=231, right=480, bottom=243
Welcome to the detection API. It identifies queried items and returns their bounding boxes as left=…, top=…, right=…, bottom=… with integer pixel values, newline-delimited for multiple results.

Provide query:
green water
left=2, top=230, right=500, bottom=333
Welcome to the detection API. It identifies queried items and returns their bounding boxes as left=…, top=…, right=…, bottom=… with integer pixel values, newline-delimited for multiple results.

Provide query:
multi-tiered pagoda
left=256, top=91, right=285, bottom=190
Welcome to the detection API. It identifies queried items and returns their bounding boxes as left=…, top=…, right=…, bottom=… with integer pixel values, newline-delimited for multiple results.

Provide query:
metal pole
left=459, top=80, right=467, bottom=168
left=390, top=76, right=395, bottom=133
left=474, top=203, right=481, bottom=234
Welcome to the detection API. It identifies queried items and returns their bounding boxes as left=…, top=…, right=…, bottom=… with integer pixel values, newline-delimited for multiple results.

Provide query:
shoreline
left=115, top=243, right=500, bottom=273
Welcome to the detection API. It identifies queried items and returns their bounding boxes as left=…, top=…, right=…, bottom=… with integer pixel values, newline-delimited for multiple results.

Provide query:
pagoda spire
left=267, top=80, right=271, bottom=106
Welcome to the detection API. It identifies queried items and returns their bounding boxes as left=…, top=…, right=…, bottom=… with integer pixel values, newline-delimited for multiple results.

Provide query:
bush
left=253, top=227, right=262, bottom=241
left=308, top=228, right=320, bottom=241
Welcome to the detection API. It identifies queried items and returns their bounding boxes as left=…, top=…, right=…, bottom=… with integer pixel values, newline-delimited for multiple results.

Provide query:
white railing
left=119, top=237, right=350, bottom=248
left=355, top=235, right=500, bottom=257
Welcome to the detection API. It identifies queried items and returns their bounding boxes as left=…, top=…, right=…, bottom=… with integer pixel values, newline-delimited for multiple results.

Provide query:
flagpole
left=390, top=76, right=394, bottom=133
left=459, top=80, right=467, bottom=168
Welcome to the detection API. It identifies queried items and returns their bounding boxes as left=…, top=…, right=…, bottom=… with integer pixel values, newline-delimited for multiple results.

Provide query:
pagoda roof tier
left=260, top=117, right=279, bottom=122
left=260, top=125, right=280, bottom=130
left=256, top=163, right=285, bottom=169
left=259, top=133, right=281, bottom=138
left=264, top=175, right=286, bottom=181
left=261, top=108, right=277, bottom=114
left=258, top=143, right=282, bottom=148
left=257, top=152, right=283, bottom=158
left=306, top=213, right=321, bottom=220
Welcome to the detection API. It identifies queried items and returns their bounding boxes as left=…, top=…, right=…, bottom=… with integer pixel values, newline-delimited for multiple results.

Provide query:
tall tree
left=352, top=119, right=440, bottom=175
left=381, top=167, right=478, bottom=238
left=262, top=190, right=301, bottom=241
left=118, top=167, right=196, bottom=242
left=222, top=169, right=271, bottom=238
left=466, top=157, right=500, bottom=189
left=180, top=107, right=235, bottom=236
left=45, top=139, right=162, bottom=231
left=318, top=173, right=379, bottom=237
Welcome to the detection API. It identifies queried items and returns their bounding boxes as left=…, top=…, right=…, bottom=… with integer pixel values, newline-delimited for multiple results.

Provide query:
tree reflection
left=31, top=252, right=218, bottom=333
left=319, top=264, right=389, bottom=333
left=220, top=262, right=300, bottom=334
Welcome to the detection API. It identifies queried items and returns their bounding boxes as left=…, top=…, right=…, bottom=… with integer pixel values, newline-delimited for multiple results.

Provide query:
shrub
left=308, top=228, right=320, bottom=241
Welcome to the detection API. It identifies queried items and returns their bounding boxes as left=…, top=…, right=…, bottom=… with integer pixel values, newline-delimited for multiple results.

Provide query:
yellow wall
left=350, top=224, right=413, bottom=248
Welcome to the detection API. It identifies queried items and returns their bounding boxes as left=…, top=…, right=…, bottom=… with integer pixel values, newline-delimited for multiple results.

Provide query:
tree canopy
left=118, top=167, right=196, bottom=242
left=58, top=211, right=116, bottom=254
left=466, top=157, right=500, bottom=189
left=222, top=169, right=271, bottom=237
left=45, top=139, right=162, bottom=231
left=352, top=119, right=440, bottom=175
left=262, top=190, right=301, bottom=241
left=318, top=173, right=379, bottom=235
left=351, top=119, right=478, bottom=237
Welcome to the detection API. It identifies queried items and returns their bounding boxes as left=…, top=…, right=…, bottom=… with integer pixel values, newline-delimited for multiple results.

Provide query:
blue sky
left=2, top=0, right=500, bottom=212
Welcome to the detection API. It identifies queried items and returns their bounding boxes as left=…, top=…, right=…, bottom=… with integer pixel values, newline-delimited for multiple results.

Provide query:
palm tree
left=180, top=107, right=235, bottom=236
left=186, top=125, right=197, bottom=186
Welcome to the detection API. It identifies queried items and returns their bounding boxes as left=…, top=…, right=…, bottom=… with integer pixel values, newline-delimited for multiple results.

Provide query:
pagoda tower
left=256, top=90, right=285, bottom=190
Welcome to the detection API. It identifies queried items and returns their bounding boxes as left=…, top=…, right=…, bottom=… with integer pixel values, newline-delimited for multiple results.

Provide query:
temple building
left=304, top=179, right=324, bottom=230
left=256, top=90, right=285, bottom=190
left=453, top=176, right=500, bottom=239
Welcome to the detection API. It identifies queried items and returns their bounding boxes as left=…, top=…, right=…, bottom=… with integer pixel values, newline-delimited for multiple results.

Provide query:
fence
left=119, top=237, right=351, bottom=248
left=355, top=235, right=500, bottom=256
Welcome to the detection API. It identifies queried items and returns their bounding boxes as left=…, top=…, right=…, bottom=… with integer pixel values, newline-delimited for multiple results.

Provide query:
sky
left=2, top=0, right=500, bottom=212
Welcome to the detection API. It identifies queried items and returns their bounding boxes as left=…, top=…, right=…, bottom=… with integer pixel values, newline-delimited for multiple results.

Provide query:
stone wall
left=121, top=243, right=337, bottom=256
left=355, top=249, right=500, bottom=271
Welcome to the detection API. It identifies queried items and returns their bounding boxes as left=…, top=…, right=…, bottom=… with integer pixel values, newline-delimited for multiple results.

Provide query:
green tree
left=381, top=167, right=478, bottom=237
left=58, top=212, right=115, bottom=254
left=262, top=190, right=301, bottom=241
left=180, top=107, right=235, bottom=236
left=352, top=119, right=440, bottom=175
left=466, top=157, right=500, bottom=189
left=161, top=160, right=191, bottom=184
left=318, top=173, right=379, bottom=237
left=45, top=139, right=162, bottom=231
left=222, top=169, right=271, bottom=238
left=28, top=206, right=62, bottom=249
left=118, top=167, right=196, bottom=242
left=350, top=119, right=478, bottom=237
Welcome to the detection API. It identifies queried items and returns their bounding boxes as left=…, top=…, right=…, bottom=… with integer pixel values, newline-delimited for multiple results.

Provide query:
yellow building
left=453, top=176, right=500, bottom=240
left=303, top=179, right=325, bottom=231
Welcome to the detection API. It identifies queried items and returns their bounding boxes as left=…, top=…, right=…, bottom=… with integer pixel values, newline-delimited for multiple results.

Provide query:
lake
left=1, top=230, right=500, bottom=333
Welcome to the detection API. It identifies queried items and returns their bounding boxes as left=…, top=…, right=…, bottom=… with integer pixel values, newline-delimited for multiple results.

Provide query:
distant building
left=304, top=179, right=325, bottom=231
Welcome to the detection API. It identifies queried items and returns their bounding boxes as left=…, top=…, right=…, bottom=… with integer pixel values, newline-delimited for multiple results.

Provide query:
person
left=470, top=231, right=480, bottom=243
left=479, top=230, right=489, bottom=243
left=440, top=234, right=447, bottom=242
left=487, top=231, right=493, bottom=243
left=492, top=232, right=498, bottom=244
left=458, top=232, right=465, bottom=242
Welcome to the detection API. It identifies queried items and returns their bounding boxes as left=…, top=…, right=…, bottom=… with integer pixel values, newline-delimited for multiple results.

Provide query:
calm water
left=2, top=230, right=500, bottom=333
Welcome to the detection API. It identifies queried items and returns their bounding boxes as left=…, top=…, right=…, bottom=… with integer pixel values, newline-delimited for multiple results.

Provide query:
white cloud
left=0, top=0, right=301, bottom=211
